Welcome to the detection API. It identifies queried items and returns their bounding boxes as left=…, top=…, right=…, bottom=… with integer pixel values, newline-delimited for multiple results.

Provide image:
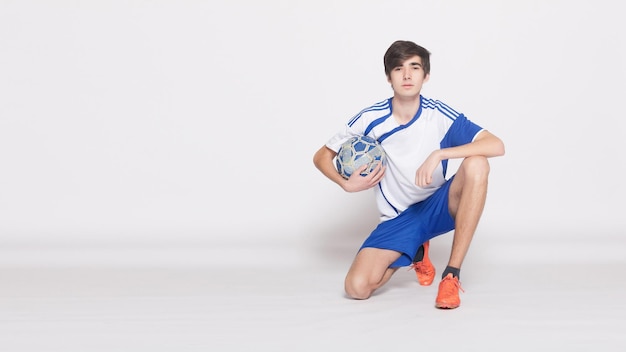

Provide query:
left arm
left=438, top=130, right=505, bottom=160
left=415, top=130, right=505, bottom=187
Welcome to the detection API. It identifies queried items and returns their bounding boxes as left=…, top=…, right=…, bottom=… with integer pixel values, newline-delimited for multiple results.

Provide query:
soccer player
left=313, top=40, right=505, bottom=309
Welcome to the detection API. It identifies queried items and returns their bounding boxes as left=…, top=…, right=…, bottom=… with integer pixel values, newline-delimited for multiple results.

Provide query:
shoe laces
left=441, top=275, right=465, bottom=294
left=408, top=261, right=434, bottom=276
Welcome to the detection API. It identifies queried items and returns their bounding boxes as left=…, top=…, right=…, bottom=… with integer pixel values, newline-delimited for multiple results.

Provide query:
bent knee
left=345, top=276, right=374, bottom=300
left=461, top=156, right=490, bottom=180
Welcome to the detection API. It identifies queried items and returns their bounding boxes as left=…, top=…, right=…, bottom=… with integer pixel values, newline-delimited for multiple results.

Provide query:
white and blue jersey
left=326, top=95, right=484, bottom=222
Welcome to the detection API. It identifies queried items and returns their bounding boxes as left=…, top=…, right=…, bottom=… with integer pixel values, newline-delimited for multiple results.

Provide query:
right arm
left=313, top=145, right=385, bottom=193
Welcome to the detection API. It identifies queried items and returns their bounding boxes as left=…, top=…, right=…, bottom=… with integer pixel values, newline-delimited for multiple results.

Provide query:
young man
left=313, top=40, right=505, bottom=309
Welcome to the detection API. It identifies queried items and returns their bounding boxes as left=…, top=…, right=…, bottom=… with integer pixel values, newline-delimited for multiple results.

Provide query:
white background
left=1, top=0, right=625, bottom=256
left=1, top=2, right=626, bottom=351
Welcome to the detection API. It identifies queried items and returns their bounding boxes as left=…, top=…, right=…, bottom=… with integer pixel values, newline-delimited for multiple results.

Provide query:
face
left=387, top=55, right=429, bottom=98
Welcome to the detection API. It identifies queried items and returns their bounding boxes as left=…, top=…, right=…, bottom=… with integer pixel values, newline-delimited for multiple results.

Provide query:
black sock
left=413, top=245, right=425, bottom=262
left=442, top=266, right=460, bottom=280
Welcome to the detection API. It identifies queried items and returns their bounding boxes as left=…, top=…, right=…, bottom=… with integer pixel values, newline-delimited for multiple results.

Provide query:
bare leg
left=344, top=248, right=402, bottom=299
left=446, top=156, right=490, bottom=269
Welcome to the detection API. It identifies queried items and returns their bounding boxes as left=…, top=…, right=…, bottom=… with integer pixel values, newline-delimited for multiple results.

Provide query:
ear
left=424, top=73, right=430, bottom=82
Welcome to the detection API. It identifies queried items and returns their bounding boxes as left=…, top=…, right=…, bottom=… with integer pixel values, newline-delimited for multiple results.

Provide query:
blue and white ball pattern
left=336, top=135, right=387, bottom=179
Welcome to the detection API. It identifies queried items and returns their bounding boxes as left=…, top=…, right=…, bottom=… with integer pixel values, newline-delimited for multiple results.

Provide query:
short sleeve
left=440, top=114, right=483, bottom=148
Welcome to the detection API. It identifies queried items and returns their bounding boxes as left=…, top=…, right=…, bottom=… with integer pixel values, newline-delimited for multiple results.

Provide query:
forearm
left=313, top=146, right=348, bottom=190
left=438, top=131, right=505, bottom=160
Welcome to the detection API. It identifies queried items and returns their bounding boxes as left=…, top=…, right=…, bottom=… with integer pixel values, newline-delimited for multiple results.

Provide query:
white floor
left=0, top=235, right=625, bottom=352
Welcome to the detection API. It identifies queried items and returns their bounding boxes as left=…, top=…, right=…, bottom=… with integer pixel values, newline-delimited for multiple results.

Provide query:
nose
left=403, top=68, right=411, bottom=80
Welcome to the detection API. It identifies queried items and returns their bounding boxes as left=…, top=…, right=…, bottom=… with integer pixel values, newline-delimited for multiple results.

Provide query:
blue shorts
left=360, top=176, right=455, bottom=268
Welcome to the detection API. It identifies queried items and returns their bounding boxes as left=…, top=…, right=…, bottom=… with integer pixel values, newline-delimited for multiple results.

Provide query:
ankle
left=442, top=266, right=460, bottom=280
left=413, top=245, right=425, bottom=262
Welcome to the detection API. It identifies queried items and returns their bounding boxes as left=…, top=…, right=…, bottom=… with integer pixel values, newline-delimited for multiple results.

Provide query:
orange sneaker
left=435, top=273, right=464, bottom=309
left=409, top=241, right=435, bottom=286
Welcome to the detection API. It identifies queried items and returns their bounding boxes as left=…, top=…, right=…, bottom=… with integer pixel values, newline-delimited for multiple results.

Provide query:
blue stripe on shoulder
left=421, top=97, right=460, bottom=121
left=347, top=99, right=390, bottom=127
left=364, top=112, right=392, bottom=136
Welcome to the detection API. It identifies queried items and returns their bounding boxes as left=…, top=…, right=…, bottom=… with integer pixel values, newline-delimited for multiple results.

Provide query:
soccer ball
left=335, top=135, right=387, bottom=179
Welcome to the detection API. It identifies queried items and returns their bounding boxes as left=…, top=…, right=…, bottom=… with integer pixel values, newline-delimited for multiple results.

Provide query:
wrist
left=435, top=148, right=447, bottom=161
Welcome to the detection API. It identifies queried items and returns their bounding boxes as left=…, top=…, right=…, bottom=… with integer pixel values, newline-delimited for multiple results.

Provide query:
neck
left=392, top=94, right=421, bottom=124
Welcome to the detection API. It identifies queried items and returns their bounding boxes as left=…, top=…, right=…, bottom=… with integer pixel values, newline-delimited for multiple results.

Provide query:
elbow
left=313, top=150, right=321, bottom=169
left=313, top=147, right=326, bottom=170
left=479, top=131, right=505, bottom=157
left=495, top=139, right=505, bottom=157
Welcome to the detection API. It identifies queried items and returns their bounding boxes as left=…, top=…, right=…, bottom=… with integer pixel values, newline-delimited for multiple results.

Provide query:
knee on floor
left=344, top=276, right=374, bottom=300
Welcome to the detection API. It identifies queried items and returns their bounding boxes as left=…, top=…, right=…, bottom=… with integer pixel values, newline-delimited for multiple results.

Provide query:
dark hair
left=383, top=40, right=431, bottom=77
